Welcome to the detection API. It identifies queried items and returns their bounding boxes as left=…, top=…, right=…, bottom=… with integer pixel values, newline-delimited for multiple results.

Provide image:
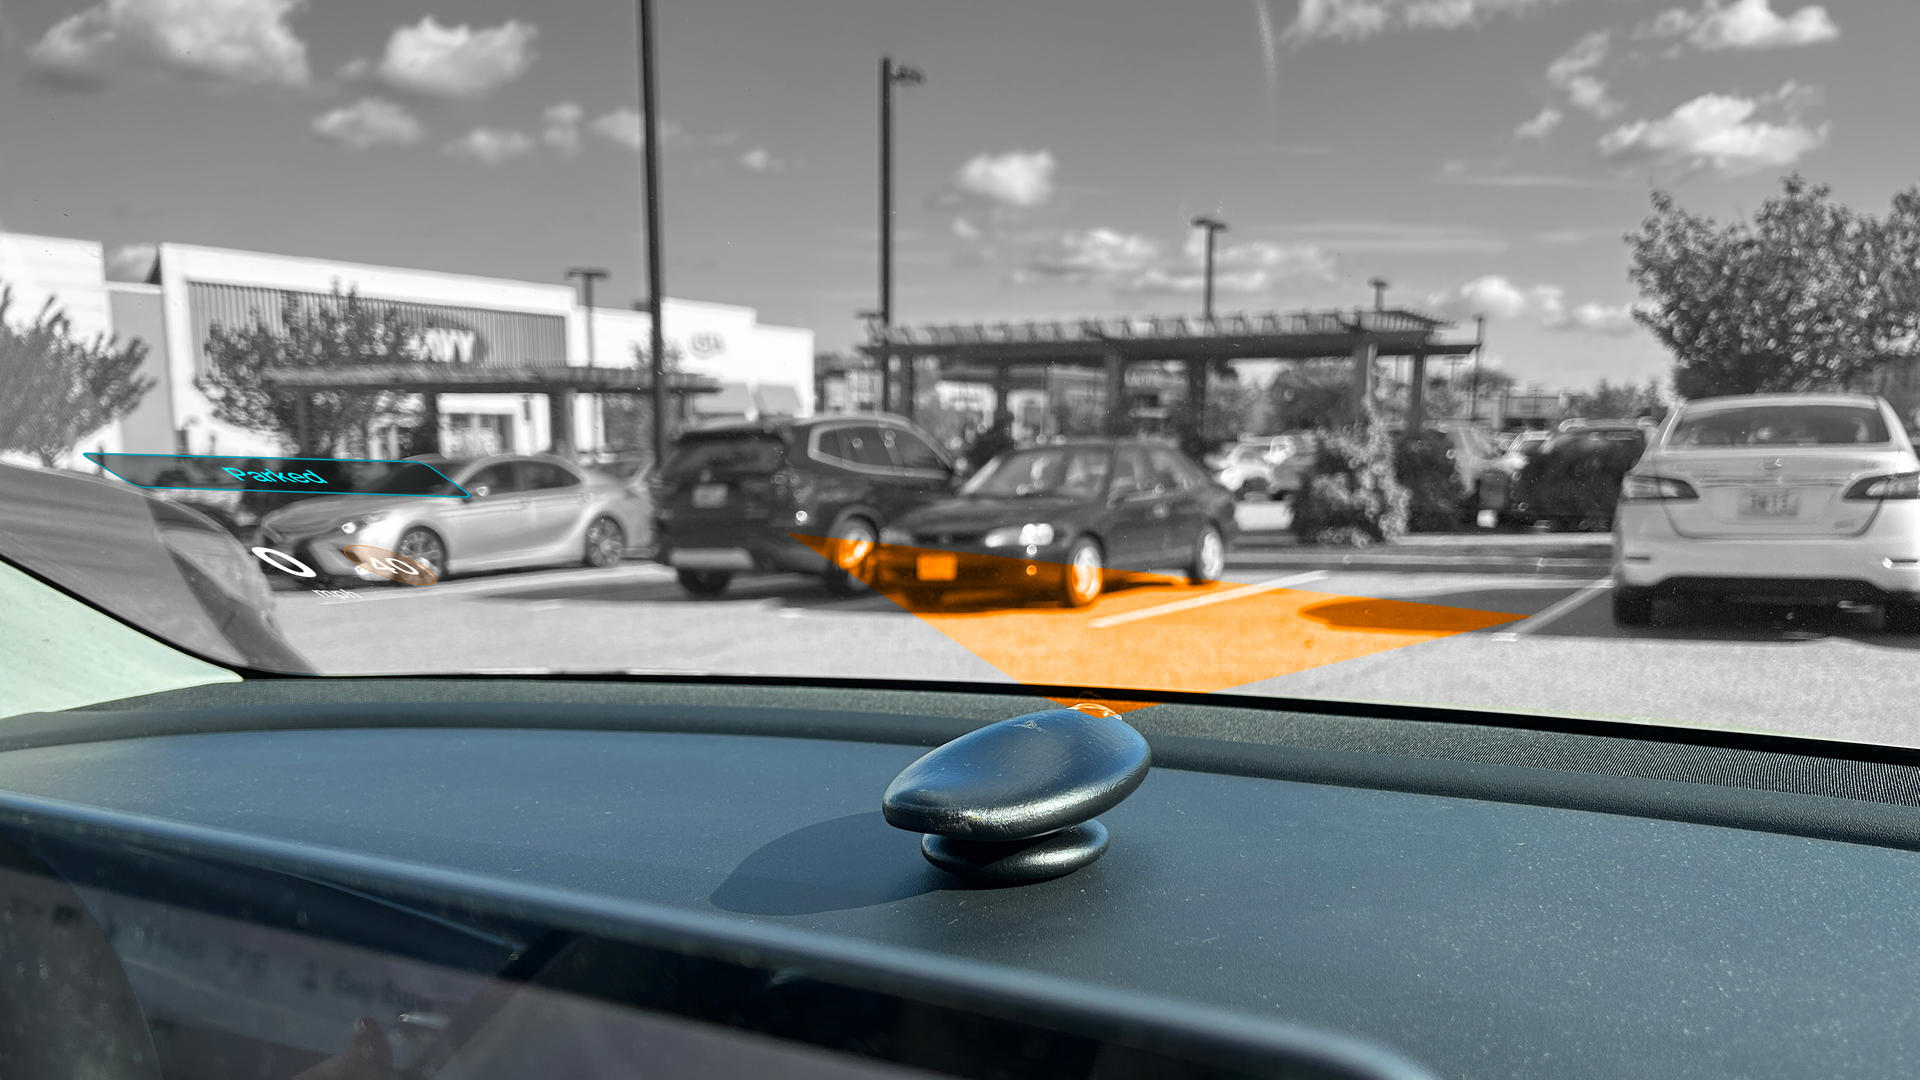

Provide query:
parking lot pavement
left=269, top=555, right=1920, bottom=750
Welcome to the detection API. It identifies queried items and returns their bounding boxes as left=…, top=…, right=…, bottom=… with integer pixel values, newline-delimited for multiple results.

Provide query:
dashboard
left=5, top=677, right=1920, bottom=1079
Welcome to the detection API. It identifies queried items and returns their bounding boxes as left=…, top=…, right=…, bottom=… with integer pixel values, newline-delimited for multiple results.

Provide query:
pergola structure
left=861, top=308, right=1483, bottom=441
left=262, top=363, right=722, bottom=456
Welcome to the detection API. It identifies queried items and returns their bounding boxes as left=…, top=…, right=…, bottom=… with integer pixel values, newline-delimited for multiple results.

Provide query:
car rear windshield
left=1668, top=405, right=1891, bottom=448
left=662, top=434, right=789, bottom=478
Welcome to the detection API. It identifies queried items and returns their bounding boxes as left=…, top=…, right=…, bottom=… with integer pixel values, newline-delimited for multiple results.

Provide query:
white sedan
left=1612, top=392, right=1920, bottom=628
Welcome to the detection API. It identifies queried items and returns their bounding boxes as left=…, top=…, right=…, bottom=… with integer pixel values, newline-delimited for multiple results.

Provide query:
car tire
left=583, top=517, right=625, bottom=569
left=1188, top=523, right=1226, bottom=586
left=396, top=527, right=446, bottom=581
left=822, top=515, right=878, bottom=597
left=1613, top=586, right=1654, bottom=627
left=676, top=569, right=732, bottom=597
left=1060, top=537, right=1104, bottom=608
left=1885, top=599, right=1920, bottom=634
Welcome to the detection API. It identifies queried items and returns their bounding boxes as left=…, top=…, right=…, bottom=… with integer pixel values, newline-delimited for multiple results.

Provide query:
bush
left=1394, top=431, right=1468, bottom=533
left=1292, top=405, right=1409, bottom=547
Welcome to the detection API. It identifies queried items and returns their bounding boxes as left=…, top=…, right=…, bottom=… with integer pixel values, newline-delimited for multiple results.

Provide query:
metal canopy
left=861, top=308, right=1479, bottom=365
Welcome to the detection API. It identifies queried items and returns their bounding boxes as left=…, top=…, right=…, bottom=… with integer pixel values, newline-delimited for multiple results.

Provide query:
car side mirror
left=469, top=484, right=492, bottom=498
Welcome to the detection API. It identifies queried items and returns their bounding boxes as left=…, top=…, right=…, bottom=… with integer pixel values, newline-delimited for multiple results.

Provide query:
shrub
left=1292, top=404, right=1409, bottom=547
left=1394, top=431, right=1467, bottom=533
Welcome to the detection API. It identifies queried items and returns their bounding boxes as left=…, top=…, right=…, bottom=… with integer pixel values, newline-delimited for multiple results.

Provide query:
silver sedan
left=258, top=453, right=646, bottom=584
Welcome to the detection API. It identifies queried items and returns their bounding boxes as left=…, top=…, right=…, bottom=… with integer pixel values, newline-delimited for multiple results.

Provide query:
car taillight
left=1619, top=474, right=1698, bottom=501
left=1844, top=472, right=1920, bottom=500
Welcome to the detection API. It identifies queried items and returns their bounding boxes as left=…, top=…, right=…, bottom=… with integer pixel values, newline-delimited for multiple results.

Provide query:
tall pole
left=566, top=268, right=610, bottom=367
left=1188, top=216, right=1226, bottom=452
left=1190, top=216, right=1226, bottom=321
left=879, top=57, right=922, bottom=415
left=639, top=0, right=668, bottom=467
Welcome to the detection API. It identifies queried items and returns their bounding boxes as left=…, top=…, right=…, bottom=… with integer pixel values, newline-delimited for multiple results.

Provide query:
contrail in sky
left=1253, top=0, right=1281, bottom=103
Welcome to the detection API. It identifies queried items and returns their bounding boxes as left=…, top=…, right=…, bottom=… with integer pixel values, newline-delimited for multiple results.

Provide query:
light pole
left=638, top=0, right=669, bottom=467
left=1190, top=216, right=1227, bottom=321
left=1369, top=276, right=1388, bottom=313
left=879, top=57, right=923, bottom=413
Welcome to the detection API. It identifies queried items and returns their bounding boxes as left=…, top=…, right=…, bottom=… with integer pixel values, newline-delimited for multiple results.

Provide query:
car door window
left=517, top=462, right=581, bottom=492
left=462, top=464, right=520, bottom=498
left=1113, top=448, right=1152, bottom=496
left=816, top=425, right=893, bottom=470
left=882, top=427, right=947, bottom=473
left=1147, top=449, right=1197, bottom=491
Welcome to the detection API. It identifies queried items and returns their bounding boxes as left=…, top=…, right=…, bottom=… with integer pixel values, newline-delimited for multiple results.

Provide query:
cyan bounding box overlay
left=84, top=453, right=468, bottom=498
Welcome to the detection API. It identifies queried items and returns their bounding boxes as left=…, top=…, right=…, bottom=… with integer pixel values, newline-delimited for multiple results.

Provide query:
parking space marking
left=1089, top=571, right=1328, bottom=629
left=1489, top=576, right=1613, bottom=641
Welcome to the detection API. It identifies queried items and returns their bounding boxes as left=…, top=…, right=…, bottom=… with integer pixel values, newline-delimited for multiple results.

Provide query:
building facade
left=0, top=232, right=814, bottom=467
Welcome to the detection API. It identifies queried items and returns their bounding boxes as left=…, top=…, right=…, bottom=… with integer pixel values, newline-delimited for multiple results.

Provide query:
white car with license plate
left=1612, top=393, right=1920, bottom=628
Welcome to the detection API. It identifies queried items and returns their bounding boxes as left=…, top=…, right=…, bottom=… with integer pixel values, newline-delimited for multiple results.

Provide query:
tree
left=1268, top=360, right=1356, bottom=431
left=601, top=341, right=687, bottom=460
left=1628, top=174, right=1920, bottom=400
left=0, top=285, right=152, bottom=467
left=199, top=288, right=421, bottom=456
left=1292, top=400, right=1410, bottom=547
left=1569, top=378, right=1666, bottom=420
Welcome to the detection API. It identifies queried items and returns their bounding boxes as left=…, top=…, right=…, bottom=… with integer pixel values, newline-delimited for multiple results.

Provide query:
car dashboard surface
left=4, top=678, right=1920, bottom=1080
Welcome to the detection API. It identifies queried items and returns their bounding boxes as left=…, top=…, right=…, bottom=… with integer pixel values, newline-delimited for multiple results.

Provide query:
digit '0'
left=251, top=546, right=316, bottom=578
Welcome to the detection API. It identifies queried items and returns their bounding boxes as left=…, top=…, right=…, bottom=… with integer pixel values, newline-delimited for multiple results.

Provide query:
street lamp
left=637, top=0, right=669, bottom=467
left=879, top=57, right=923, bottom=413
left=1369, top=276, right=1389, bottom=313
left=1190, top=216, right=1227, bottom=321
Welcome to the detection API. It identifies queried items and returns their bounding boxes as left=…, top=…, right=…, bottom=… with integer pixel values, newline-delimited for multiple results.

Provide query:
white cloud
left=586, top=108, right=684, bottom=151
left=367, top=17, right=536, bottom=99
left=1545, top=31, right=1621, bottom=118
left=1282, top=0, right=1566, bottom=43
left=1516, top=107, right=1563, bottom=140
left=1015, top=228, right=1333, bottom=296
left=950, top=150, right=1056, bottom=209
left=541, top=102, right=583, bottom=156
left=1641, top=0, right=1838, bottom=51
left=442, top=127, right=536, bottom=165
left=311, top=98, right=423, bottom=150
left=106, top=242, right=157, bottom=280
left=1599, top=83, right=1828, bottom=177
left=1429, top=275, right=1643, bottom=335
left=738, top=147, right=788, bottom=173
left=27, top=0, right=310, bottom=88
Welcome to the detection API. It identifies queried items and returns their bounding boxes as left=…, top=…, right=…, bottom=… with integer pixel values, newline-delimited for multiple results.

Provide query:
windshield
left=10, top=0, right=1920, bottom=751
left=1668, top=405, right=1892, bottom=448
left=960, top=447, right=1112, bottom=499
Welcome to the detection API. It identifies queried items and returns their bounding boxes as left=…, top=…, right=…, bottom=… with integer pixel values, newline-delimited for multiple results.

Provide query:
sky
left=0, top=0, right=1913, bottom=392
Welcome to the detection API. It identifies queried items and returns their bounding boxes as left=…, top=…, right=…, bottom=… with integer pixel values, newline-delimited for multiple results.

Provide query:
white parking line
left=1089, top=571, right=1328, bottom=629
left=1489, top=576, right=1613, bottom=641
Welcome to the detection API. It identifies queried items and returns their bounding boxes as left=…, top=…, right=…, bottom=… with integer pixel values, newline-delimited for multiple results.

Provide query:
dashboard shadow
left=711, top=811, right=965, bottom=916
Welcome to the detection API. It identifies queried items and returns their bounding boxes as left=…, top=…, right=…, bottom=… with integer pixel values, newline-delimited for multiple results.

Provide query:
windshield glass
left=10, top=0, right=1920, bottom=747
left=1668, top=405, right=1892, bottom=448
left=960, top=447, right=1111, bottom=499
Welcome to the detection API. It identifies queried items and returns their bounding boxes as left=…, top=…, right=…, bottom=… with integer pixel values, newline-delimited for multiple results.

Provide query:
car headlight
left=338, top=511, right=391, bottom=534
left=879, top=526, right=913, bottom=546
left=984, top=523, right=1056, bottom=548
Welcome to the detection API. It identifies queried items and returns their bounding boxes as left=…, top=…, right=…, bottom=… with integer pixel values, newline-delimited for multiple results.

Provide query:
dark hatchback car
left=652, top=414, right=957, bottom=597
left=873, top=438, right=1237, bottom=607
left=1508, top=421, right=1650, bottom=531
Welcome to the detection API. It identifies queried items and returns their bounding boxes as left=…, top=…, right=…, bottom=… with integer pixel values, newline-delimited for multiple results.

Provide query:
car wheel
left=396, top=528, right=446, bottom=580
left=822, top=516, right=877, bottom=597
left=1613, top=586, right=1654, bottom=627
left=1060, top=537, right=1104, bottom=608
left=1885, top=599, right=1920, bottom=633
left=1188, top=523, right=1226, bottom=586
left=582, top=517, right=626, bottom=568
left=676, top=569, right=732, bottom=597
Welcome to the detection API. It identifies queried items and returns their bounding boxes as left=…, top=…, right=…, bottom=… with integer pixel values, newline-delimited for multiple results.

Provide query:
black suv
left=653, top=414, right=957, bottom=597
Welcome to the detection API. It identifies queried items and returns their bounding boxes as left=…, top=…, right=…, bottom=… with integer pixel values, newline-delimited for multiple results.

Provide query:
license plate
left=691, top=483, right=728, bottom=509
left=916, top=553, right=958, bottom=581
left=1741, top=488, right=1799, bottom=517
